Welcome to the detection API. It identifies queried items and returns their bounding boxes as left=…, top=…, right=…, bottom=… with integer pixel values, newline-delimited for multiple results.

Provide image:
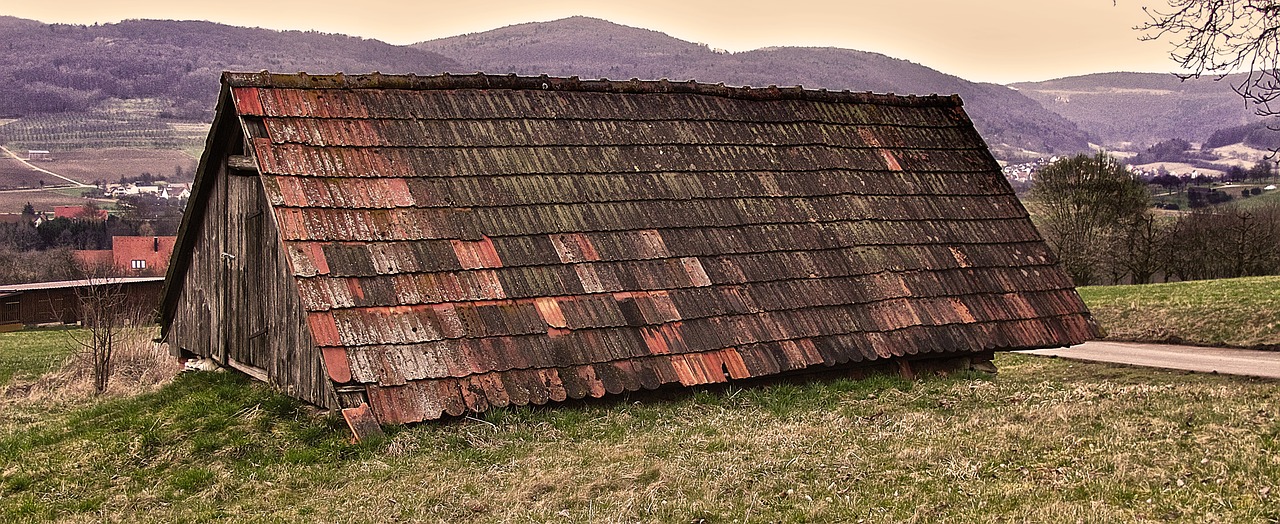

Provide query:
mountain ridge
left=414, top=16, right=1092, bottom=157
left=0, top=17, right=457, bottom=119
left=1011, top=72, right=1262, bottom=146
left=9, top=14, right=1263, bottom=158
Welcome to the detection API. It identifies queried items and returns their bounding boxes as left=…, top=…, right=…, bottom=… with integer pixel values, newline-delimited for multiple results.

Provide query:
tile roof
left=188, top=72, right=1098, bottom=423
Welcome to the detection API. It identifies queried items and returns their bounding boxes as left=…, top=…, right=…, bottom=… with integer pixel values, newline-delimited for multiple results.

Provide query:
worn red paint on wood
left=231, top=87, right=264, bottom=116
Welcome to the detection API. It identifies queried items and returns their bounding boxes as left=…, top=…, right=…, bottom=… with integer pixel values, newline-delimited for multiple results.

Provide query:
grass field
left=1232, top=184, right=1280, bottom=210
left=0, top=157, right=50, bottom=190
left=0, top=329, right=77, bottom=385
left=1079, top=276, right=1280, bottom=349
left=1, top=329, right=1278, bottom=522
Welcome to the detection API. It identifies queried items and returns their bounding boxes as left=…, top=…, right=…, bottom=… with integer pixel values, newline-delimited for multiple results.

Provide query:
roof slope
left=209, top=72, right=1096, bottom=423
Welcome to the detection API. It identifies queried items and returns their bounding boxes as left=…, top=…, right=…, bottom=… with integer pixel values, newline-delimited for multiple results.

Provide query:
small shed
left=0, top=277, right=165, bottom=330
left=160, top=72, right=1098, bottom=428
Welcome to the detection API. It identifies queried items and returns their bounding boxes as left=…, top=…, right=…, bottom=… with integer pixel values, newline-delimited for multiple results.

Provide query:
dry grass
left=39, top=148, right=197, bottom=185
left=1079, top=276, right=1280, bottom=349
left=0, top=189, right=100, bottom=214
left=0, top=157, right=49, bottom=189
left=2, top=350, right=1278, bottom=523
left=3, top=326, right=180, bottom=402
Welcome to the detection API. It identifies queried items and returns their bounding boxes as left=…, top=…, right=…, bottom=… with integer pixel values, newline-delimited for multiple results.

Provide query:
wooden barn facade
left=160, top=72, right=1099, bottom=428
left=1, top=277, right=165, bottom=331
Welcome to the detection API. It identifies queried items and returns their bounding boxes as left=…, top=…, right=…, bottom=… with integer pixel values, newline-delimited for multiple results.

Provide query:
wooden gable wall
left=165, top=108, right=336, bottom=408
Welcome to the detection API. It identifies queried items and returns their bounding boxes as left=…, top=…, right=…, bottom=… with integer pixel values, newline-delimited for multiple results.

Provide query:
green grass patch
left=0, top=371, right=358, bottom=521
left=0, top=328, right=78, bottom=385
left=1, top=323, right=1278, bottom=522
left=1079, top=276, right=1280, bottom=349
left=45, top=186, right=93, bottom=197
left=1233, top=185, right=1280, bottom=210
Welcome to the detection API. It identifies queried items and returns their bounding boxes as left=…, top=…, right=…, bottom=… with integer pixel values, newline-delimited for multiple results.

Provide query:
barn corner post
left=160, top=71, right=1098, bottom=430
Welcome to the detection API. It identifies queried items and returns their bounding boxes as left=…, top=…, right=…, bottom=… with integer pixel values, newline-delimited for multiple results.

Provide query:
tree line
left=1033, top=152, right=1280, bottom=286
left=0, top=196, right=185, bottom=285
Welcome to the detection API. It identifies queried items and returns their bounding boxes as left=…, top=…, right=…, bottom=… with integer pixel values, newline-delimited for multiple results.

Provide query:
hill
left=1011, top=72, right=1263, bottom=147
left=416, top=17, right=1092, bottom=158
left=1203, top=120, right=1280, bottom=151
left=0, top=18, right=457, bottom=120
left=1078, top=276, right=1280, bottom=349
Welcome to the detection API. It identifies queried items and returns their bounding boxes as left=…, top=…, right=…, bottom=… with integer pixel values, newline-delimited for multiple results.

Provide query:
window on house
left=131, top=260, right=146, bottom=270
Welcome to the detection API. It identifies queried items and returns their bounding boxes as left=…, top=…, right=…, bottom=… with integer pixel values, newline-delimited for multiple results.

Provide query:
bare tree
left=1163, top=203, right=1280, bottom=281
left=1107, top=214, right=1170, bottom=284
left=1140, top=1, right=1280, bottom=117
left=70, top=259, right=142, bottom=394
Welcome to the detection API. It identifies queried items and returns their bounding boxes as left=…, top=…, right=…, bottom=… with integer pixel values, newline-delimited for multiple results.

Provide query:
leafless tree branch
left=1140, top=0, right=1280, bottom=117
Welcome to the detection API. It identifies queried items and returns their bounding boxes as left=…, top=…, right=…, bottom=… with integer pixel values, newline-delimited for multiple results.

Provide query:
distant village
left=101, top=181, right=191, bottom=200
left=1002, top=156, right=1265, bottom=185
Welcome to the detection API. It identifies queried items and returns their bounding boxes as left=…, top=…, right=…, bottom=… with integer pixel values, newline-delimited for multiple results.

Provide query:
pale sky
left=3, top=0, right=1181, bottom=84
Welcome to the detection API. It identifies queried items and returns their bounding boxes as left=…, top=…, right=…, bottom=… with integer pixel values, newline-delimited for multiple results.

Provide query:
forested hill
left=415, top=16, right=1093, bottom=157
left=1010, top=72, right=1263, bottom=146
left=0, top=15, right=1092, bottom=158
left=0, top=17, right=457, bottom=120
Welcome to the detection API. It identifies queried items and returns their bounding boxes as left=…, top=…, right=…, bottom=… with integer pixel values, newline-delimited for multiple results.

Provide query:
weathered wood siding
left=167, top=151, right=227, bottom=364
left=167, top=124, right=335, bottom=408
left=242, top=172, right=335, bottom=407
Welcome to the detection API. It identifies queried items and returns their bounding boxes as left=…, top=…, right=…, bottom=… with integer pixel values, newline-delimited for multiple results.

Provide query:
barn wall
left=18, top=288, right=76, bottom=325
left=168, top=154, right=229, bottom=364
left=240, top=173, right=335, bottom=407
left=167, top=124, right=335, bottom=408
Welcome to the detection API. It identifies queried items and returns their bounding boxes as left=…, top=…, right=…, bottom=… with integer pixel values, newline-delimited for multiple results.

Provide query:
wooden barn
left=1, top=277, right=165, bottom=331
left=159, top=72, right=1099, bottom=430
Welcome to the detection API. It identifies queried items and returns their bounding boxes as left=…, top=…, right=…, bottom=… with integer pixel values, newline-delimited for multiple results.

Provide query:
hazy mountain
left=416, top=17, right=1092, bottom=158
left=0, top=15, right=1098, bottom=159
left=0, top=18, right=457, bottom=119
left=1011, top=72, right=1263, bottom=147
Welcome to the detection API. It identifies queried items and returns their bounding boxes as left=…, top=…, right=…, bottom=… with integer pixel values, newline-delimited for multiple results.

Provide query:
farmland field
left=0, top=189, right=101, bottom=214
left=0, top=113, right=206, bottom=152
left=0, top=156, right=50, bottom=189
left=39, top=149, right=198, bottom=185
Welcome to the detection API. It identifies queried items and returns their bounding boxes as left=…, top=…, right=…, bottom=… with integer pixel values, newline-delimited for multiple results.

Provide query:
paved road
left=1020, top=341, right=1280, bottom=379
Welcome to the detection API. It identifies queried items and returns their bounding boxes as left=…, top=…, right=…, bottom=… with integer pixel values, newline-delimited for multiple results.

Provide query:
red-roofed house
left=75, top=236, right=177, bottom=277
left=53, top=205, right=108, bottom=221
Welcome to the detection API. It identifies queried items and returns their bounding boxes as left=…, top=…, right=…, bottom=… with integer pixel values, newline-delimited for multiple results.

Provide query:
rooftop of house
left=0, top=276, right=164, bottom=293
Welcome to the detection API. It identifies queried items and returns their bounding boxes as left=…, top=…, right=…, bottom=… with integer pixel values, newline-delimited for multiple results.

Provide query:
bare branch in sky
left=1140, top=0, right=1280, bottom=116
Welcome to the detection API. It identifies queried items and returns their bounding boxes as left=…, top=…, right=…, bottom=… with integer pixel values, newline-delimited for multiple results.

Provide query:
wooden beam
left=227, top=155, right=258, bottom=173
left=226, top=357, right=269, bottom=382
